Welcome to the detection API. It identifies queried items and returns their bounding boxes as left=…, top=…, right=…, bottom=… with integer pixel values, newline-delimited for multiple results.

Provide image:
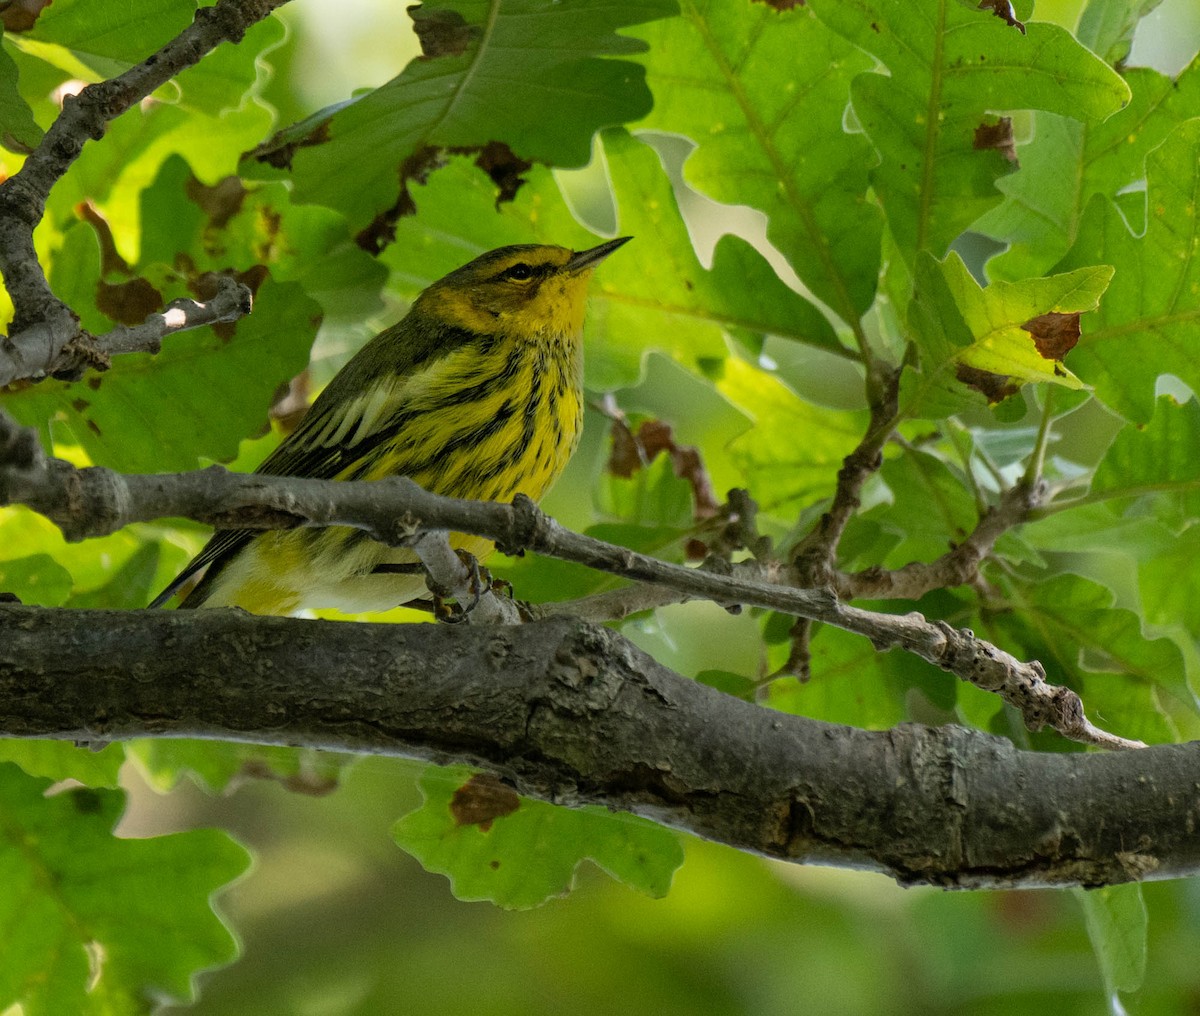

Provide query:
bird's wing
left=150, top=376, right=413, bottom=608
left=149, top=318, right=476, bottom=609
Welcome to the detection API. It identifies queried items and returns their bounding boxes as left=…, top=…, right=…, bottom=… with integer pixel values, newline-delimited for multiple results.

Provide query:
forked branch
left=0, top=0, right=291, bottom=387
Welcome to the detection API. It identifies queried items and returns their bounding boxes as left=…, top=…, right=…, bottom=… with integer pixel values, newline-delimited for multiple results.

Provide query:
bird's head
left=417, top=237, right=630, bottom=340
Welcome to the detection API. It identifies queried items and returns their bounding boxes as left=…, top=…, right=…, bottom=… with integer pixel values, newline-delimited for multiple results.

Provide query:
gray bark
left=1, top=603, right=1195, bottom=889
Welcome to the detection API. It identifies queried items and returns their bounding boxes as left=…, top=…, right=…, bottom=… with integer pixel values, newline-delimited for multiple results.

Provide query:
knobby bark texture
left=1, top=603, right=1195, bottom=890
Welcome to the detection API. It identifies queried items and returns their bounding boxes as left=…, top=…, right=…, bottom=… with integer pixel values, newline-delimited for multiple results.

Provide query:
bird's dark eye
left=504, top=263, right=535, bottom=281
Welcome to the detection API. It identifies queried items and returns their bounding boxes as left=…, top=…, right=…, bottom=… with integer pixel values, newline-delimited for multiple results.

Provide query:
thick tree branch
left=0, top=412, right=1143, bottom=750
left=0, top=0, right=290, bottom=387
left=0, top=605, right=1191, bottom=889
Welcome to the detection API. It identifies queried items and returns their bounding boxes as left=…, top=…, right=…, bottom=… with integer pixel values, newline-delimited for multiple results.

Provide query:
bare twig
left=781, top=366, right=901, bottom=681
left=0, top=0, right=291, bottom=387
left=94, top=277, right=255, bottom=358
left=790, top=365, right=901, bottom=586
left=835, top=479, right=1044, bottom=600
left=0, top=412, right=1143, bottom=750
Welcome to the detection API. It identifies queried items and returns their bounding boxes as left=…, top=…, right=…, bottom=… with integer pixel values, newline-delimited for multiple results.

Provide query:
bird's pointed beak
left=567, top=236, right=632, bottom=274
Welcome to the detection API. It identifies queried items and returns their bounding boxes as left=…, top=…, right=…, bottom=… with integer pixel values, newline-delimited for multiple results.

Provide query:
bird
left=149, top=237, right=631, bottom=615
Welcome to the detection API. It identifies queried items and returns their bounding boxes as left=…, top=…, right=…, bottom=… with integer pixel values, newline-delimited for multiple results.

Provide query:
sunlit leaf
left=980, top=55, right=1200, bottom=280
left=903, top=253, right=1109, bottom=419
left=718, top=357, right=864, bottom=519
left=632, top=0, right=882, bottom=320
left=1056, top=119, right=1200, bottom=423
left=0, top=739, right=123, bottom=788
left=808, top=0, right=1130, bottom=266
left=22, top=0, right=193, bottom=73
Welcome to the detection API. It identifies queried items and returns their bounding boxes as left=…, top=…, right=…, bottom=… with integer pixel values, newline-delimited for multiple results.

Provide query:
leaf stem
left=1023, top=387, right=1056, bottom=487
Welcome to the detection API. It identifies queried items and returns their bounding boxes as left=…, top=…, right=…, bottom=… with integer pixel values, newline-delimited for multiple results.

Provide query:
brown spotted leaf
left=185, top=175, right=249, bottom=230
left=411, top=6, right=481, bottom=58
left=1, top=0, right=52, bottom=31
left=977, top=0, right=1026, bottom=33
left=249, top=0, right=674, bottom=238
left=77, top=202, right=130, bottom=276
left=956, top=363, right=1021, bottom=404
left=904, top=253, right=1106, bottom=418
left=607, top=416, right=643, bottom=478
left=974, top=117, right=1018, bottom=164
left=95, top=278, right=164, bottom=326
left=394, top=765, right=683, bottom=909
left=450, top=774, right=520, bottom=832
left=1022, top=311, right=1081, bottom=360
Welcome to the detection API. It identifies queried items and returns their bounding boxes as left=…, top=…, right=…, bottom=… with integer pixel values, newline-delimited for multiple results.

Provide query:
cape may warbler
left=151, top=237, right=630, bottom=615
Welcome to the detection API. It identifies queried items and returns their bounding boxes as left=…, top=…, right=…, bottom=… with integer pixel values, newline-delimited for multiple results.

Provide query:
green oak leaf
left=393, top=765, right=683, bottom=909
left=0, top=553, right=73, bottom=606
left=903, top=252, right=1109, bottom=419
left=632, top=0, right=882, bottom=321
left=1055, top=119, right=1200, bottom=423
left=1138, top=524, right=1200, bottom=640
left=1090, top=396, right=1200, bottom=524
left=19, top=0, right=193, bottom=76
left=137, top=154, right=387, bottom=326
left=170, top=15, right=285, bottom=114
left=22, top=10, right=282, bottom=114
left=257, top=0, right=678, bottom=234
left=718, top=357, right=865, bottom=518
left=858, top=448, right=979, bottom=567
left=768, top=617, right=956, bottom=730
left=0, top=763, right=249, bottom=1014
left=0, top=740, right=124, bottom=788
left=808, top=0, right=1130, bottom=266
left=980, top=54, right=1200, bottom=280
left=598, top=453, right=695, bottom=530
left=1077, top=0, right=1166, bottom=67
left=0, top=507, right=189, bottom=612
